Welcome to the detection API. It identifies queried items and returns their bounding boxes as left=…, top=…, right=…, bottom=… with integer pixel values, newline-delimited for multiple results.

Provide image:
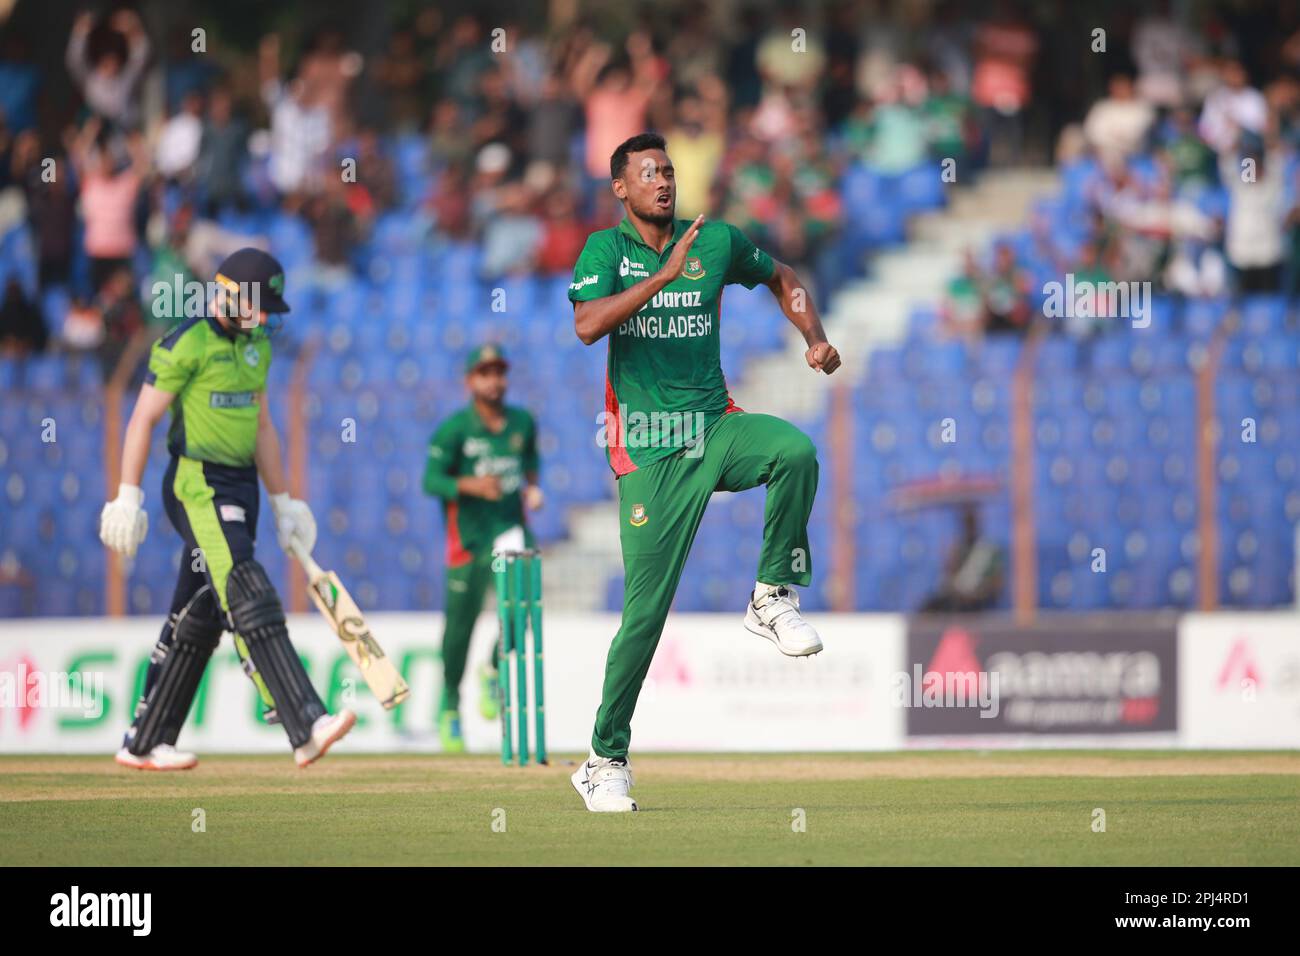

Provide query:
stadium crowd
left=1, top=3, right=1299, bottom=363
left=0, top=1, right=1018, bottom=378
left=944, top=7, right=1300, bottom=340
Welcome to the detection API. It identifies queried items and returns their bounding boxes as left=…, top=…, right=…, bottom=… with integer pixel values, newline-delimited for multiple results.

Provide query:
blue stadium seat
left=1240, top=295, right=1289, bottom=337
left=24, top=355, right=67, bottom=390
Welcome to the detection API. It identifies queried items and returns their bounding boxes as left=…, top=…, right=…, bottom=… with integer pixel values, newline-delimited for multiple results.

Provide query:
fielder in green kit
left=423, top=345, right=543, bottom=752
left=568, top=133, right=842, bottom=812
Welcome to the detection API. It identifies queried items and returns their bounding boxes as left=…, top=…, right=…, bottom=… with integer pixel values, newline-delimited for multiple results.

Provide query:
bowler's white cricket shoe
left=571, top=754, right=638, bottom=812
left=115, top=743, right=198, bottom=771
left=294, top=709, right=356, bottom=768
left=745, top=585, right=823, bottom=657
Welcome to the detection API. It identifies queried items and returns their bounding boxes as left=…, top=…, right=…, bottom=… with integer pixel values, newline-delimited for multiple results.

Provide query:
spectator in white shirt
left=155, top=91, right=204, bottom=181
left=1219, top=133, right=1285, bottom=293
left=1084, top=72, right=1155, bottom=168
left=259, top=34, right=331, bottom=198
left=65, top=10, right=150, bottom=127
left=1132, top=4, right=1198, bottom=108
left=1199, top=60, right=1268, bottom=154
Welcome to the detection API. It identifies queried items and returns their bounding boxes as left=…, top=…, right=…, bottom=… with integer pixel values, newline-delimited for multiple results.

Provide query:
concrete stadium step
left=910, top=216, right=1005, bottom=250
left=729, top=166, right=1058, bottom=415
left=873, top=246, right=964, bottom=293
left=544, top=503, right=622, bottom=612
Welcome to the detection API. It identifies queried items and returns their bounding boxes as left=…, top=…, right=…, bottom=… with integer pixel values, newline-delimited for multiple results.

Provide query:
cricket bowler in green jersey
left=567, top=133, right=842, bottom=811
left=99, top=248, right=355, bottom=770
left=423, top=345, right=542, bottom=753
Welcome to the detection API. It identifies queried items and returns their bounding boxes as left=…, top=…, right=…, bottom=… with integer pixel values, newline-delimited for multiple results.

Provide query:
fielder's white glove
left=492, top=525, right=526, bottom=554
left=99, top=484, right=148, bottom=557
left=269, top=493, right=317, bottom=554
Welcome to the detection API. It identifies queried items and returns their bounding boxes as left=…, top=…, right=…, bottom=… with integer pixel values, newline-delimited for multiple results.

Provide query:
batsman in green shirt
left=100, top=248, right=355, bottom=770
left=423, top=345, right=542, bottom=752
left=568, top=133, right=842, bottom=812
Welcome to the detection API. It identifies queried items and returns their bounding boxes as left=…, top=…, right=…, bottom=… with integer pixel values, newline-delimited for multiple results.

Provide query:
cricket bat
left=290, top=541, right=410, bottom=709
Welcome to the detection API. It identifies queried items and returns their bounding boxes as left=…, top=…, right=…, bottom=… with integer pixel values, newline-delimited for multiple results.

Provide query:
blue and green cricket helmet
left=214, top=247, right=290, bottom=314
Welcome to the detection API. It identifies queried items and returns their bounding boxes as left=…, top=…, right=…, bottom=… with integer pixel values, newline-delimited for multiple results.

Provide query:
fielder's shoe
left=744, top=585, right=823, bottom=657
left=115, top=743, right=198, bottom=771
left=439, top=709, right=466, bottom=754
left=294, top=709, right=356, bottom=768
left=571, top=754, right=638, bottom=812
left=478, top=664, right=500, bottom=721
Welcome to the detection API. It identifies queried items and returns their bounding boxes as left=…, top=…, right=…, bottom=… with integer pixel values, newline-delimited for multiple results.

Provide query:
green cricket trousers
left=592, top=411, right=819, bottom=758
left=440, top=550, right=494, bottom=713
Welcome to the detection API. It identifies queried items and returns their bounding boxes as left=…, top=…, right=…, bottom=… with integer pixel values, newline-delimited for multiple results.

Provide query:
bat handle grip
left=289, top=539, right=324, bottom=579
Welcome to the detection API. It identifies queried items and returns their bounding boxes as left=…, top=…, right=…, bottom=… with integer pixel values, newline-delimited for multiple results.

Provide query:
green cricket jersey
left=145, top=316, right=272, bottom=467
left=423, top=405, right=539, bottom=565
left=568, top=217, right=774, bottom=475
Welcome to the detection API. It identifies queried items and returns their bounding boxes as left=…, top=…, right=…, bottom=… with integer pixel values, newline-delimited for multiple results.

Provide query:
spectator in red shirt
left=971, top=3, right=1039, bottom=164
left=535, top=186, right=588, bottom=274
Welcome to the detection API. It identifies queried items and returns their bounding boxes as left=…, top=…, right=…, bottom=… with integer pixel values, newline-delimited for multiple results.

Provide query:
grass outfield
left=2, top=751, right=1297, bottom=866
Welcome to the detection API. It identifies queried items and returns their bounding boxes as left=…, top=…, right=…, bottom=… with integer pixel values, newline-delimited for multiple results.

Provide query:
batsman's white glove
left=269, top=493, right=317, bottom=554
left=99, top=484, right=148, bottom=557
